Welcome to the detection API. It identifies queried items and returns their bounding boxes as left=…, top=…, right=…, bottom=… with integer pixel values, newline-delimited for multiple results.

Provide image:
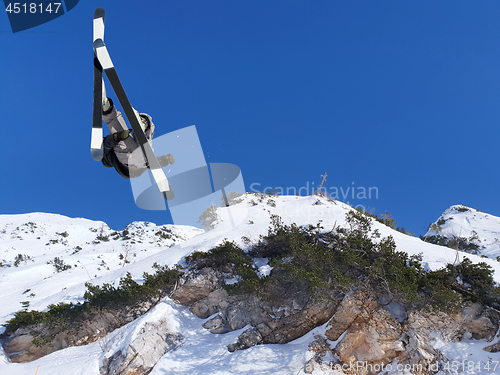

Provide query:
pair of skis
left=91, top=8, right=174, bottom=201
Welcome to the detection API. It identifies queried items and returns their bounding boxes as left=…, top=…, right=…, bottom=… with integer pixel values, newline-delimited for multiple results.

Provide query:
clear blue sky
left=2, top=0, right=500, bottom=235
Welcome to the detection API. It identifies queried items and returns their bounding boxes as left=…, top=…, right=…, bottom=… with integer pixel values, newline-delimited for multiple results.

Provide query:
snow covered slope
left=424, top=204, right=500, bottom=259
left=0, top=213, right=203, bottom=325
left=1, top=197, right=500, bottom=375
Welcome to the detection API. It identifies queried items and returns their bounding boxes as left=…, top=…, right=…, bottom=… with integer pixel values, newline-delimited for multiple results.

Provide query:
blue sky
left=1, top=0, right=500, bottom=235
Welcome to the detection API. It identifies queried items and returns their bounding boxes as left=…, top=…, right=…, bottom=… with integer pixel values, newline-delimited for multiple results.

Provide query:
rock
left=3, top=330, right=73, bottom=363
left=304, top=357, right=321, bottom=374
left=461, top=304, right=499, bottom=341
left=259, top=300, right=338, bottom=345
left=2, top=303, right=153, bottom=364
left=406, top=303, right=499, bottom=344
left=398, top=330, right=446, bottom=375
left=309, top=336, right=330, bottom=355
left=100, top=320, right=183, bottom=375
left=202, top=314, right=224, bottom=332
left=3, top=334, right=49, bottom=363
left=196, top=281, right=340, bottom=351
left=171, top=267, right=222, bottom=305
left=484, top=340, right=500, bottom=352
left=325, top=291, right=378, bottom=341
left=227, top=328, right=263, bottom=352
left=202, top=294, right=266, bottom=334
left=397, top=304, right=500, bottom=375
left=333, top=297, right=403, bottom=373
left=190, top=288, right=229, bottom=319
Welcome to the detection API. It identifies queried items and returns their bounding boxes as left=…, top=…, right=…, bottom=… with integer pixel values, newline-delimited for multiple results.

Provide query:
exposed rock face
left=171, top=267, right=222, bottom=305
left=100, top=320, right=183, bottom=375
left=3, top=303, right=153, bottom=363
left=324, top=291, right=404, bottom=374
left=405, top=304, right=499, bottom=344
left=190, top=288, right=229, bottom=319
left=2, top=333, right=56, bottom=363
left=397, top=304, right=500, bottom=375
left=300, top=291, right=500, bottom=375
left=188, top=276, right=341, bottom=350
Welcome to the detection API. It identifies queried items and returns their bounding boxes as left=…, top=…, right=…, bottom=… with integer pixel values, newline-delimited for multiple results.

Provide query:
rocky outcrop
left=227, top=328, right=263, bottom=352
left=323, top=291, right=404, bottom=374
left=397, top=304, right=500, bottom=375
left=2, top=302, right=154, bottom=363
left=171, top=267, right=222, bottom=305
left=187, top=275, right=341, bottom=350
left=298, top=291, right=500, bottom=375
left=100, top=320, right=182, bottom=375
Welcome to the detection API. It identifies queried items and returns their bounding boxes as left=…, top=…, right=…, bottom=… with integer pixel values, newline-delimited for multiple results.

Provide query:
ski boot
left=158, top=154, right=175, bottom=167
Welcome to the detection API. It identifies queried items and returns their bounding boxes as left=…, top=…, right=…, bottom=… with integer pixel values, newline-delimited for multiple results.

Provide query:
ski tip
left=94, top=8, right=105, bottom=20
left=91, top=148, right=104, bottom=161
left=162, top=190, right=175, bottom=201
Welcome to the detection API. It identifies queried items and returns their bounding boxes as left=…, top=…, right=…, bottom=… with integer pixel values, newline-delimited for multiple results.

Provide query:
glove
left=113, top=129, right=132, bottom=142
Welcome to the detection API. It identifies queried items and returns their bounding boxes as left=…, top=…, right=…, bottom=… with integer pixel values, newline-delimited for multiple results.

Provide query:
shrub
left=4, top=264, right=182, bottom=333
left=83, top=266, right=180, bottom=309
left=186, top=240, right=259, bottom=294
left=422, top=231, right=482, bottom=254
left=155, top=227, right=173, bottom=240
left=198, top=204, right=219, bottom=230
left=198, top=192, right=244, bottom=230
left=245, top=211, right=496, bottom=312
left=247, top=211, right=424, bottom=304
left=362, top=209, right=413, bottom=235
left=48, top=257, right=72, bottom=272
left=14, top=254, right=31, bottom=267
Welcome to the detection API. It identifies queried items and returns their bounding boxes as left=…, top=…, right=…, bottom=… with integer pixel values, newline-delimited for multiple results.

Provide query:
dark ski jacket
left=101, top=135, right=132, bottom=179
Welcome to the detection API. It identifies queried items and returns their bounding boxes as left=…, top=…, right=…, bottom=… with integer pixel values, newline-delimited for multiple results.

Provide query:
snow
left=253, top=258, right=272, bottom=277
left=425, top=204, right=500, bottom=259
left=1, top=196, right=500, bottom=374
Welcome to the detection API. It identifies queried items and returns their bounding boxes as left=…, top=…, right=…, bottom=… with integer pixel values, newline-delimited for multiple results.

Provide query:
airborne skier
left=92, top=7, right=175, bottom=200
left=100, top=84, right=174, bottom=179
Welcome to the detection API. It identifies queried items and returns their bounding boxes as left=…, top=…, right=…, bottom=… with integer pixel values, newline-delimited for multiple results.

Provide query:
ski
left=91, top=8, right=105, bottom=161
left=93, top=38, right=175, bottom=201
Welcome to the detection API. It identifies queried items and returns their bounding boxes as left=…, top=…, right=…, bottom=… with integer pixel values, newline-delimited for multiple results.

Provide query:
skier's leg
left=102, top=97, right=129, bottom=134
left=102, top=79, right=111, bottom=113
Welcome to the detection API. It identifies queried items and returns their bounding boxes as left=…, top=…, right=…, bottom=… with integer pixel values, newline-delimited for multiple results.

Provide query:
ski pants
left=102, top=103, right=155, bottom=170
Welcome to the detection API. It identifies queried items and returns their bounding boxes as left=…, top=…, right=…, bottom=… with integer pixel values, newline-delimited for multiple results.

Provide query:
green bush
left=48, top=257, right=72, bottom=272
left=4, top=264, right=181, bottom=333
left=251, top=210, right=424, bottom=303
left=362, top=209, right=414, bottom=235
left=186, top=240, right=259, bottom=294
left=245, top=211, right=498, bottom=312
left=84, top=266, right=181, bottom=309
left=422, top=231, right=482, bottom=254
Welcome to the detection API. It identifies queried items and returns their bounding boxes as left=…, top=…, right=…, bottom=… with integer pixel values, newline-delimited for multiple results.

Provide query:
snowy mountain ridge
left=425, top=204, right=500, bottom=259
left=1, top=195, right=500, bottom=374
left=0, top=212, right=203, bottom=323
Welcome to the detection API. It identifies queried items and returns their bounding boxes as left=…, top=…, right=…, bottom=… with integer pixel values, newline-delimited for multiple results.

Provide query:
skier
left=100, top=81, right=174, bottom=179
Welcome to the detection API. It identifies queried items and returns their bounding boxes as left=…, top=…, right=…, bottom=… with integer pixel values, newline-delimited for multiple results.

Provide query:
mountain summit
left=424, top=204, right=500, bottom=259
